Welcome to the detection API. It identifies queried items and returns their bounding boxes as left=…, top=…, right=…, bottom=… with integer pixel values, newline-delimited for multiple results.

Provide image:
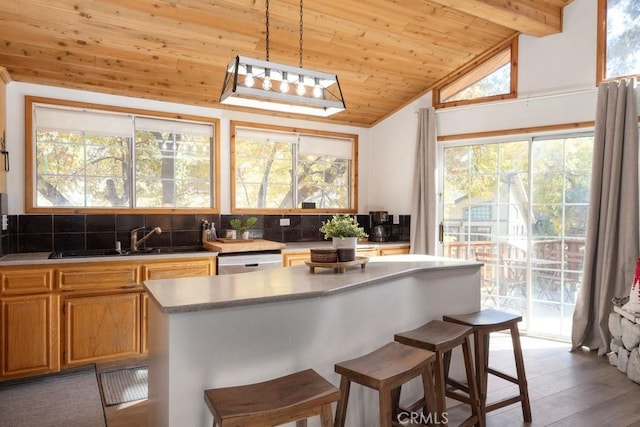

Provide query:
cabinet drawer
left=0, top=268, right=54, bottom=295
left=57, top=264, right=141, bottom=291
left=143, top=259, right=214, bottom=280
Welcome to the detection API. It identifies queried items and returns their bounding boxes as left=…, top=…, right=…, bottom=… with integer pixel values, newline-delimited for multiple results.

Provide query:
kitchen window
left=26, top=97, right=219, bottom=213
left=597, top=0, right=640, bottom=82
left=231, top=122, right=357, bottom=213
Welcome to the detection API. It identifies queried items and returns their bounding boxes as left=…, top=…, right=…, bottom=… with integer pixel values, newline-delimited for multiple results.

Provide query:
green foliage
left=319, top=214, right=367, bottom=239
left=229, top=216, right=258, bottom=232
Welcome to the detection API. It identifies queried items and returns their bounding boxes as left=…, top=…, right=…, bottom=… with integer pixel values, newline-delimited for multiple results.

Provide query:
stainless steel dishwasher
left=216, top=251, right=282, bottom=275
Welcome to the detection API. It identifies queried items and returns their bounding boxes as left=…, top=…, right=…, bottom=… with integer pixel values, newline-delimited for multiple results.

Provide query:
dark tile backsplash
left=4, top=212, right=411, bottom=254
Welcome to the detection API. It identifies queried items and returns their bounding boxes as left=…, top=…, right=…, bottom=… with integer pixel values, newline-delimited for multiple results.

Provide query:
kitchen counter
left=0, top=250, right=218, bottom=266
left=145, top=254, right=481, bottom=427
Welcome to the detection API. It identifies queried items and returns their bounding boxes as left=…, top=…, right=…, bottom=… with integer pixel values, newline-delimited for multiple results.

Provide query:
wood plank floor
left=100, top=336, right=640, bottom=426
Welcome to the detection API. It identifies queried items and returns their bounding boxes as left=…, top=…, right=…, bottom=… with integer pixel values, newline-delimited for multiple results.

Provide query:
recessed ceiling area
left=0, top=0, right=572, bottom=126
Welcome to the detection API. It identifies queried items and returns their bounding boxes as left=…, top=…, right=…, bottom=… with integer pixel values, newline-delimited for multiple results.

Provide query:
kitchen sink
left=48, top=246, right=208, bottom=259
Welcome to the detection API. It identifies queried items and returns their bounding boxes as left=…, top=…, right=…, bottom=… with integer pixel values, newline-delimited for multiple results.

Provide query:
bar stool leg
left=510, top=324, right=532, bottom=422
left=296, top=420, right=307, bottom=427
left=473, top=330, right=489, bottom=417
left=421, top=361, right=439, bottom=424
left=461, top=336, right=484, bottom=427
left=379, top=386, right=393, bottom=427
left=320, top=404, right=333, bottom=427
left=334, top=376, right=351, bottom=427
left=432, top=352, right=447, bottom=425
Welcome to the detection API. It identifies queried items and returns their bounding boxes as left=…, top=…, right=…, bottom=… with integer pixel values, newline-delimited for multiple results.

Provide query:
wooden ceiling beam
left=430, top=0, right=569, bottom=37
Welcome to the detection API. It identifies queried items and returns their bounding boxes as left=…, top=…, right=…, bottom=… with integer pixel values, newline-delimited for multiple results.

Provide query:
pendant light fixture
left=219, top=0, right=346, bottom=117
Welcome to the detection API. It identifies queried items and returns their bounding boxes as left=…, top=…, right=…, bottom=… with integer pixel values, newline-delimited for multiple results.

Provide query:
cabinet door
left=141, top=293, right=148, bottom=354
left=357, top=248, right=378, bottom=258
left=1, top=294, right=59, bottom=378
left=282, top=251, right=311, bottom=267
left=143, top=258, right=214, bottom=280
left=63, top=293, right=140, bottom=366
left=379, top=246, right=410, bottom=256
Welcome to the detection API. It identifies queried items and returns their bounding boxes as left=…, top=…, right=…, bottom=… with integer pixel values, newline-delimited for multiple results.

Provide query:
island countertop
left=144, top=254, right=481, bottom=314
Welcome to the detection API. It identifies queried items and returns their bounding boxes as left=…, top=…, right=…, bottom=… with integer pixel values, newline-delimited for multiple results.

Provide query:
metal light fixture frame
left=219, top=1, right=346, bottom=117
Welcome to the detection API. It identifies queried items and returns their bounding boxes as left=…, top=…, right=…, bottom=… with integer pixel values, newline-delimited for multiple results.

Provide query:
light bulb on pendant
left=244, top=64, right=255, bottom=88
left=280, top=71, right=290, bottom=93
left=262, top=68, right=272, bottom=90
left=296, top=75, right=306, bottom=96
left=312, top=77, right=322, bottom=98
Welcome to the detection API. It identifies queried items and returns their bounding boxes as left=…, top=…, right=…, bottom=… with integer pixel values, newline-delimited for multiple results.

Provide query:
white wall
left=5, top=83, right=370, bottom=215
left=367, top=0, right=612, bottom=213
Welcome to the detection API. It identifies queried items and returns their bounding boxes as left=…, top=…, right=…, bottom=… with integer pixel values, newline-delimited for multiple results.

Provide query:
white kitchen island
left=144, top=255, right=482, bottom=427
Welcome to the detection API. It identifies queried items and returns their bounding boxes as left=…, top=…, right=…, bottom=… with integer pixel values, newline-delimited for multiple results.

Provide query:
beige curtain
left=410, top=107, right=437, bottom=255
left=571, top=78, right=639, bottom=355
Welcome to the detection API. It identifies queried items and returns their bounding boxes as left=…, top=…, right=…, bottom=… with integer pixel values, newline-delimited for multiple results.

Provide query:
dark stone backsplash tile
left=53, top=233, right=86, bottom=251
left=19, top=233, right=53, bottom=253
left=86, top=214, right=116, bottom=232
left=8, top=212, right=411, bottom=253
left=19, top=215, right=53, bottom=234
left=54, top=215, right=85, bottom=233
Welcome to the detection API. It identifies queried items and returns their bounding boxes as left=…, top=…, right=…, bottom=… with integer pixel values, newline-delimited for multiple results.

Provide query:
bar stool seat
left=395, top=320, right=483, bottom=427
left=334, top=341, right=438, bottom=427
left=204, top=369, right=340, bottom=427
left=443, top=309, right=532, bottom=422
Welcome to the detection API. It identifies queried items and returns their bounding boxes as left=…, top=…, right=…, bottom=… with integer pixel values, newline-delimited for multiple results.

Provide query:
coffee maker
left=369, top=211, right=391, bottom=242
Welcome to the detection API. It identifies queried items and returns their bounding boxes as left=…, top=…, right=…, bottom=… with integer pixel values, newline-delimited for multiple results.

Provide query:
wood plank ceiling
left=0, top=0, right=573, bottom=127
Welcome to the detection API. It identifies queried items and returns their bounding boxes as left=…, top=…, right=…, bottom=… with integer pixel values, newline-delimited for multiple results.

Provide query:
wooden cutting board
left=203, top=239, right=286, bottom=253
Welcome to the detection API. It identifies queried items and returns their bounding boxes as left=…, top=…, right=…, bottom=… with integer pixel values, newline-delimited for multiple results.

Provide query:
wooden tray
left=305, top=256, right=369, bottom=274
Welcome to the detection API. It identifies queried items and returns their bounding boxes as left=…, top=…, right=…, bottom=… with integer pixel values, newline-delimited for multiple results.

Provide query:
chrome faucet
left=130, top=226, right=162, bottom=251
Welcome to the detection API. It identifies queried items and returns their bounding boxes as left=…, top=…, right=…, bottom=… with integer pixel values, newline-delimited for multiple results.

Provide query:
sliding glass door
left=441, top=133, right=593, bottom=340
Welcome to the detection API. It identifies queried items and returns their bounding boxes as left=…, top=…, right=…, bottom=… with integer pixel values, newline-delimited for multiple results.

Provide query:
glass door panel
left=441, top=134, right=593, bottom=340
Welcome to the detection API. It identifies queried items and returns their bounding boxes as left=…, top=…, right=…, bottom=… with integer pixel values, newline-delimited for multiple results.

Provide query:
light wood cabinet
left=378, top=246, right=411, bottom=256
left=63, top=293, right=140, bottom=366
left=143, top=258, right=215, bottom=280
left=282, top=244, right=411, bottom=267
left=0, top=254, right=217, bottom=380
left=0, top=266, right=58, bottom=379
left=1, top=294, right=59, bottom=378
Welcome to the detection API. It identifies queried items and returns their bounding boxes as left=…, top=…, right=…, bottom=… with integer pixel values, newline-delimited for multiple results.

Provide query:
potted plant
left=229, top=216, right=258, bottom=239
left=319, top=215, right=368, bottom=257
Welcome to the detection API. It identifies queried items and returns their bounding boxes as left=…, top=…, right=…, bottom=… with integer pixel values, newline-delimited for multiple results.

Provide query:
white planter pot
left=332, top=237, right=357, bottom=249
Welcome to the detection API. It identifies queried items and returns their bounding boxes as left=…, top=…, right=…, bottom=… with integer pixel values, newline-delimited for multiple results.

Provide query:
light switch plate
left=1, top=215, right=7, bottom=231
left=393, top=215, right=400, bottom=224
left=280, top=218, right=290, bottom=226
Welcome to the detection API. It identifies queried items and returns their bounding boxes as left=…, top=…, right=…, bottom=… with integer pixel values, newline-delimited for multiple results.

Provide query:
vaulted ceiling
left=0, top=0, right=573, bottom=127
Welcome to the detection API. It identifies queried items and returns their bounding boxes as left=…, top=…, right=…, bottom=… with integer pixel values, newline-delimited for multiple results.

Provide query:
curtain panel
left=571, top=78, right=639, bottom=355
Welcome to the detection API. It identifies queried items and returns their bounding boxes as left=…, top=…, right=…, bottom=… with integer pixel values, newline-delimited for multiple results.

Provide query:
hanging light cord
left=299, top=0, right=303, bottom=68
left=265, top=0, right=270, bottom=61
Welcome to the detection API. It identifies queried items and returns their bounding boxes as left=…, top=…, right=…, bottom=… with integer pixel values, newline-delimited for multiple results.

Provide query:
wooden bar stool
left=334, top=341, right=438, bottom=427
left=394, top=320, right=483, bottom=427
left=443, top=309, right=532, bottom=422
left=204, top=369, right=340, bottom=427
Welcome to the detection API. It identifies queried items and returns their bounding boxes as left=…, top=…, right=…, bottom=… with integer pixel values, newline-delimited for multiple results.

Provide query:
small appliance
left=369, top=211, right=391, bottom=242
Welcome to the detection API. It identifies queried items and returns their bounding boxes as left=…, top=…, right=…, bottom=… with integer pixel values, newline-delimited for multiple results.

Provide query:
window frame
left=433, top=38, right=518, bottom=109
left=230, top=121, right=358, bottom=214
left=25, top=96, right=221, bottom=214
left=596, top=0, right=640, bottom=83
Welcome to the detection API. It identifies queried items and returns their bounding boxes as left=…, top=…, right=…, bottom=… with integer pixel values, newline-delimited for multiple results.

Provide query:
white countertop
left=144, top=254, right=481, bottom=314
